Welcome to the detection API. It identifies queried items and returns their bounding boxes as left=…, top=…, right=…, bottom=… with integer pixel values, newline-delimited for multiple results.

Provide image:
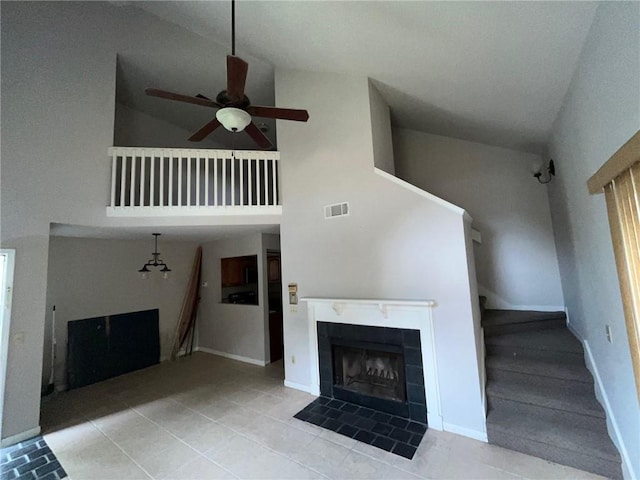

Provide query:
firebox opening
left=332, top=343, right=406, bottom=403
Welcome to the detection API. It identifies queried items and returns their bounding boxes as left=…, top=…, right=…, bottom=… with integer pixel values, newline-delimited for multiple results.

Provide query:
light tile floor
left=40, top=352, right=605, bottom=480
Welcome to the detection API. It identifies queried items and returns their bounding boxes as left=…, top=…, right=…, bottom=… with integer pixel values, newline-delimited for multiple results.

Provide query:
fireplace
left=318, top=322, right=427, bottom=422
left=333, top=343, right=406, bottom=403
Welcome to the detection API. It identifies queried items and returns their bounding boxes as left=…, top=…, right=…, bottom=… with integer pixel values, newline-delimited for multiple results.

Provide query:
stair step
left=487, top=402, right=621, bottom=479
left=487, top=396, right=607, bottom=433
left=486, top=370, right=604, bottom=418
left=486, top=355, right=592, bottom=383
left=485, top=328, right=584, bottom=364
left=482, top=309, right=566, bottom=328
left=482, top=310, right=566, bottom=336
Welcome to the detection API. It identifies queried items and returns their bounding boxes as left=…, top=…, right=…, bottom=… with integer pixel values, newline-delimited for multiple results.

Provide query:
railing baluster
left=110, top=148, right=117, bottom=208
left=231, top=154, right=236, bottom=206
left=160, top=151, right=165, bottom=207
left=248, top=157, right=253, bottom=206
left=214, top=154, right=219, bottom=206
left=263, top=157, right=268, bottom=206
left=222, top=154, right=227, bottom=206
left=169, top=154, right=174, bottom=207
left=150, top=151, right=155, bottom=207
left=140, top=152, right=146, bottom=207
left=205, top=155, right=209, bottom=206
left=196, top=153, right=201, bottom=207
left=120, top=154, right=127, bottom=207
left=256, top=157, right=262, bottom=206
left=240, top=153, right=245, bottom=206
left=130, top=155, right=137, bottom=207
left=271, top=156, right=277, bottom=206
left=178, top=155, right=183, bottom=207
left=187, top=155, right=192, bottom=207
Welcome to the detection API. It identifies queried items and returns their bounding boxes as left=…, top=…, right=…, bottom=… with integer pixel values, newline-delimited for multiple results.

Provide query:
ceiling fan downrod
left=231, top=0, right=236, bottom=56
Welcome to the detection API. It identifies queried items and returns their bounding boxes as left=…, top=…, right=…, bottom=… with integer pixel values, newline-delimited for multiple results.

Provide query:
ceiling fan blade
left=196, top=94, right=211, bottom=100
left=188, top=118, right=222, bottom=142
left=227, top=55, right=249, bottom=102
left=146, top=88, right=220, bottom=108
left=247, top=105, right=309, bottom=122
left=245, top=121, right=272, bottom=150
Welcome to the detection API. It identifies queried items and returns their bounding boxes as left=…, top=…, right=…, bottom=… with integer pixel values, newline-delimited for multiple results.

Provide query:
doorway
left=267, top=251, right=283, bottom=363
left=0, top=249, right=16, bottom=442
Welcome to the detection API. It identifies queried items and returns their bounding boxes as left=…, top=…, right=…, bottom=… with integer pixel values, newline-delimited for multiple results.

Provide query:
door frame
left=0, top=249, right=16, bottom=442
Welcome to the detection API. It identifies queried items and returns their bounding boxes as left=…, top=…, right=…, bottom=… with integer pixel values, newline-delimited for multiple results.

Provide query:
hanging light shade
left=139, top=233, right=171, bottom=279
left=216, top=107, right=251, bottom=132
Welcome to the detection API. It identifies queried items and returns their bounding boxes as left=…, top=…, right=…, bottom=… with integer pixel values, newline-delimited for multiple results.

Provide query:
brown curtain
left=604, top=162, right=640, bottom=402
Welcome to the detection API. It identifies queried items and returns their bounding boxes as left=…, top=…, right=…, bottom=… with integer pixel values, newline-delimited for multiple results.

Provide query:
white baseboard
left=504, top=304, right=566, bottom=312
left=283, top=380, right=312, bottom=393
left=1, top=426, right=41, bottom=447
left=195, top=347, right=267, bottom=366
left=442, top=422, right=488, bottom=442
left=568, top=328, right=635, bottom=480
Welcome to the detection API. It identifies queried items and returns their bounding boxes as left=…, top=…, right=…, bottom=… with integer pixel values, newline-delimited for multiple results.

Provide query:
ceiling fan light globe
left=216, top=107, right=251, bottom=132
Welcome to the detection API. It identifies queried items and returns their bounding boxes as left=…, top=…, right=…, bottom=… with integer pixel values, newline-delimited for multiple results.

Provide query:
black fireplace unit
left=318, top=322, right=427, bottom=424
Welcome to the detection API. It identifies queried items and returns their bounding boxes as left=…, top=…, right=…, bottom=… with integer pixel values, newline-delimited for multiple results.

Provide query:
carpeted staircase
left=483, top=308, right=622, bottom=479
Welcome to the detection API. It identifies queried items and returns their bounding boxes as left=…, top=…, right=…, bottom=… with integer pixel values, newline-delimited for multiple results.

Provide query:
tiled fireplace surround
left=304, top=298, right=443, bottom=431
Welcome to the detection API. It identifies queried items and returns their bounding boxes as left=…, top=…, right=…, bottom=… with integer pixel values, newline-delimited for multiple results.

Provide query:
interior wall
left=1, top=1, right=248, bottom=439
left=275, top=70, right=486, bottom=437
left=114, top=103, right=226, bottom=149
left=394, top=129, right=565, bottom=310
left=369, top=81, right=395, bottom=175
left=546, top=2, right=640, bottom=477
left=44, top=236, right=199, bottom=390
left=198, top=233, right=272, bottom=364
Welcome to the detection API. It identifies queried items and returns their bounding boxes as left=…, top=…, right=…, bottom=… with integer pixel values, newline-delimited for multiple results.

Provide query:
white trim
left=303, top=298, right=444, bottom=433
left=284, top=380, right=313, bottom=394
left=0, top=426, right=41, bottom=448
left=442, top=422, right=488, bottom=442
left=106, top=205, right=282, bottom=217
left=373, top=167, right=467, bottom=217
left=567, top=326, right=635, bottom=480
left=195, top=346, right=267, bottom=366
left=0, top=249, right=16, bottom=443
left=504, top=304, right=566, bottom=312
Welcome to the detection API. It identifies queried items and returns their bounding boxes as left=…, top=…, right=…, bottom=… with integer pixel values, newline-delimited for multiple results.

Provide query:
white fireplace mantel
left=302, top=297, right=443, bottom=430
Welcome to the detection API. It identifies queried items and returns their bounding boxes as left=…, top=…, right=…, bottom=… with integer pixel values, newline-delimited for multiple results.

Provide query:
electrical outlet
left=606, top=325, right=613, bottom=343
left=290, top=305, right=298, bottom=313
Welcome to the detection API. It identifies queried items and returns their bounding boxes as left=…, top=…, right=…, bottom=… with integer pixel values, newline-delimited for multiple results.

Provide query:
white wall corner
left=442, top=422, right=488, bottom=442
left=0, top=426, right=41, bottom=448
left=567, top=328, right=636, bottom=480
left=283, top=379, right=313, bottom=394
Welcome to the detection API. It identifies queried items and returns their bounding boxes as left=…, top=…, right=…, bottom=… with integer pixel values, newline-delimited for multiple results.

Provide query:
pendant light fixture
left=139, top=233, right=171, bottom=279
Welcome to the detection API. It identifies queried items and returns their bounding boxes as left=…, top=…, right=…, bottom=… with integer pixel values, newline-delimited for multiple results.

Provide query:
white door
left=0, top=249, right=16, bottom=441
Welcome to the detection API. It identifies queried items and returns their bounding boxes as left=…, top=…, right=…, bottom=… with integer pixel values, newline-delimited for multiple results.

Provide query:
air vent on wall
left=324, top=202, right=349, bottom=219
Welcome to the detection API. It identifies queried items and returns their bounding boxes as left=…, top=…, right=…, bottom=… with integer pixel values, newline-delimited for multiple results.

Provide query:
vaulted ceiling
left=117, top=1, right=598, bottom=154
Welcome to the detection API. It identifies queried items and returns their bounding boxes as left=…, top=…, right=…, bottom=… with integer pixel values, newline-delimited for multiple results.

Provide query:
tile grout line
left=159, top=392, right=334, bottom=479
left=85, top=416, right=155, bottom=480
left=121, top=399, right=241, bottom=479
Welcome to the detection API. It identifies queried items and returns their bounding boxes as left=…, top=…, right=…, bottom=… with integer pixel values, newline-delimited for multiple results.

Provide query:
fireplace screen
left=333, top=344, right=406, bottom=402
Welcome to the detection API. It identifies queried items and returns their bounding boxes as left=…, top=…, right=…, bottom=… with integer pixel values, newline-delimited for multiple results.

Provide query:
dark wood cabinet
left=221, top=255, right=257, bottom=287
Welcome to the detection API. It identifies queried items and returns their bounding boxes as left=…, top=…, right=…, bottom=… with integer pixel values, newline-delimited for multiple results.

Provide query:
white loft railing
left=107, top=147, right=281, bottom=216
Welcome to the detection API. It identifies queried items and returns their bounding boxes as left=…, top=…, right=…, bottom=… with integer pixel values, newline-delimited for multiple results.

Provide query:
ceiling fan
left=145, top=0, right=309, bottom=150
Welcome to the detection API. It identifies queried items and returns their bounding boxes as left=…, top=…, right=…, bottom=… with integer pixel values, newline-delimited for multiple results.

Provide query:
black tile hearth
left=294, top=396, right=426, bottom=459
left=0, top=436, right=67, bottom=480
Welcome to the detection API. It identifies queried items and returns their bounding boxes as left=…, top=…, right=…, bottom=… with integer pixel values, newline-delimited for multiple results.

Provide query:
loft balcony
left=107, top=147, right=281, bottom=217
